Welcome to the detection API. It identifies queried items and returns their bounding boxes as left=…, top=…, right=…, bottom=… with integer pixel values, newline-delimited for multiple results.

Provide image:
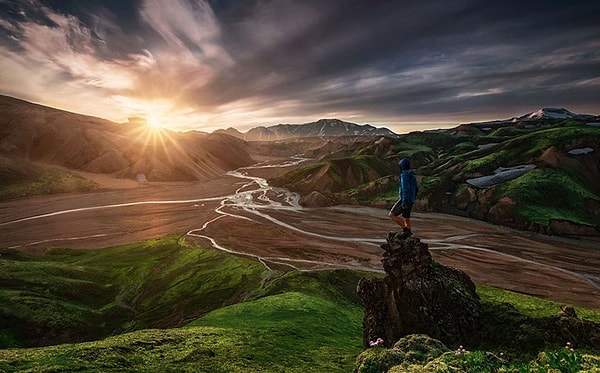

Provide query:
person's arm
left=400, top=174, right=412, bottom=206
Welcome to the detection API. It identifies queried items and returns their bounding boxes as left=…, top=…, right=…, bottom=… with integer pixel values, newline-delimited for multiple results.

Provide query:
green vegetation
left=397, top=121, right=600, bottom=236
left=495, top=168, right=600, bottom=227
left=0, top=235, right=267, bottom=347
left=270, top=120, right=600, bottom=238
left=477, top=285, right=600, bottom=323
left=1, top=235, right=600, bottom=371
left=0, top=168, right=98, bottom=201
left=0, top=236, right=369, bottom=372
left=357, top=336, right=600, bottom=372
left=187, top=292, right=363, bottom=371
left=0, top=292, right=364, bottom=372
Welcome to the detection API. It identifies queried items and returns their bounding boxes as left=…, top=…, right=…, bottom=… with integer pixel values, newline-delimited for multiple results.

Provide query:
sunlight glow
left=146, top=116, right=163, bottom=129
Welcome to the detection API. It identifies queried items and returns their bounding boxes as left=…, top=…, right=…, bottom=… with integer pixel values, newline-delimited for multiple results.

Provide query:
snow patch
left=568, top=147, right=594, bottom=155
left=525, top=108, right=575, bottom=120
left=477, top=143, right=500, bottom=149
left=516, top=108, right=597, bottom=122
left=466, top=164, right=536, bottom=188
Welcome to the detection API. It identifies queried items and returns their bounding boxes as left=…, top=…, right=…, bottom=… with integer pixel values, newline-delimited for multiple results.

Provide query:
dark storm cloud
left=0, top=0, right=598, bottom=131
left=195, top=0, right=600, bottom=122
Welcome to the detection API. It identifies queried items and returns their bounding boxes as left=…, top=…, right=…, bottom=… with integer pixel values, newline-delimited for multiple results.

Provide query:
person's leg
left=401, top=204, right=413, bottom=236
left=389, top=200, right=407, bottom=228
left=388, top=210, right=406, bottom=227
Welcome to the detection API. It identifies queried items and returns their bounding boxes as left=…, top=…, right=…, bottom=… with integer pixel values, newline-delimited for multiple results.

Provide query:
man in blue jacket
left=388, top=157, right=418, bottom=237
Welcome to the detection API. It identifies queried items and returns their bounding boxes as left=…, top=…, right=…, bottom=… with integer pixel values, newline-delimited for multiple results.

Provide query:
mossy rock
left=355, top=334, right=450, bottom=373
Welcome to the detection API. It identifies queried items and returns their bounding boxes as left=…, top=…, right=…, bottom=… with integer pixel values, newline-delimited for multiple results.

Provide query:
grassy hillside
left=0, top=235, right=267, bottom=347
left=0, top=292, right=364, bottom=372
left=0, top=165, right=98, bottom=201
left=416, top=122, right=600, bottom=235
left=0, top=235, right=371, bottom=372
left=270, top=155, right=394, bottom=196
left=270, top=120, right=600, bottom=238
left=1, top=235, right=600, bottom=371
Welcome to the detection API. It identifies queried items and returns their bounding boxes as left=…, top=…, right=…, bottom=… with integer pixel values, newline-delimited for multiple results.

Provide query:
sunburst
left=124, top=118, right=189, bottom=174
left=146, top=116, right=163, bottom=129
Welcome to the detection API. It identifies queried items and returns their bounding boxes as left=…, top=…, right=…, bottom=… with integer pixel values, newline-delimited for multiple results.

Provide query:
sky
left=0, top=0, right=599, bottom=133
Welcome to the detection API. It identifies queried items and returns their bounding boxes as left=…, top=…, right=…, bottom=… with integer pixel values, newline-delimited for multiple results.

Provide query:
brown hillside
left=0, top=95, right=255, bottom=183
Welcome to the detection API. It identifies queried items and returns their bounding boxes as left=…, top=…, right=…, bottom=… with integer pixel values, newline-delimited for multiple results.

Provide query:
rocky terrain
left=355, top=231, right=600, bottom=371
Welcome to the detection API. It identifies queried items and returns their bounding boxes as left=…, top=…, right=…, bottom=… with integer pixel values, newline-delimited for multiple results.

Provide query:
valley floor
left=1, top=158, right=599, bottom=309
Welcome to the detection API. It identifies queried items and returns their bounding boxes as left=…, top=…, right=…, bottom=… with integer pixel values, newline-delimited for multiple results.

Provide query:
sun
left=146, top=117, right=163, bottom=129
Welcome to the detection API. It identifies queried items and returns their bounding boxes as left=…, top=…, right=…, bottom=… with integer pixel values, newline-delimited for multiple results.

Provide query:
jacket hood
left=398, top=158, right=411, bottom=170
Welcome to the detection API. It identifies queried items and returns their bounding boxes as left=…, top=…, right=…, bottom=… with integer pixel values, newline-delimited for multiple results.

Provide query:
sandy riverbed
left=1, top=162, right=599, bottom=309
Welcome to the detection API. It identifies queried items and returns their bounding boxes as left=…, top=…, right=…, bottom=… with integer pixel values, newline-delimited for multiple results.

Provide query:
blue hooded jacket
left=398, top=158, right=418, bottom=206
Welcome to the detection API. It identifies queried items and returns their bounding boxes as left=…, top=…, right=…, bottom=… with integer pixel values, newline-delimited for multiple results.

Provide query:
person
left=388, top=157, right=418, bottom=237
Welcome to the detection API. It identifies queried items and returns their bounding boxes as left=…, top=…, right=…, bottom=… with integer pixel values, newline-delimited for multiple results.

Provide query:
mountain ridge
left=460, top=107, right=599, bottom=127
left=516, top=107, right=598, bottom=121
left=215, top=118, right=398, bottom=141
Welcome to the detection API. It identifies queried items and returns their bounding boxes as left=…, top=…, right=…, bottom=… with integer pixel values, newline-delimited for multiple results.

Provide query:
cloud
left=0, top=0, right=598, bottom=132
left=0, top=0, right=228, bottom=126
left=140, top=0, right=231, bottom=65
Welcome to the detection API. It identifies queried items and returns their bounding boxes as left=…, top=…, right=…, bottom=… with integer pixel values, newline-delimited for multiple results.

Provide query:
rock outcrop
left=357, top=232, right=481, bottom=348
left=357, top=232, right=600, bottom=352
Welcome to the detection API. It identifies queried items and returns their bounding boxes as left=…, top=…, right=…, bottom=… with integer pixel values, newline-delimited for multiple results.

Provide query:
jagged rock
left=357, top=232, right=600, bottom=356
left=357, top=232, right=481, bottom=349
left=537, top=307, right=600, bottom=348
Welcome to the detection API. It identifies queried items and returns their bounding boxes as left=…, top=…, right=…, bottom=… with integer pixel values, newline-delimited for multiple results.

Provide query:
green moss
left=271, top=155, right=395, bottom=194
left=495, top=168, right=599, bottom=227
left=477, top=285, right=600, bottom=323
left=0, top=235, right=267, bottom=347
left=188, top=291, right=361, bottom=342
left=0, top=293, right=364, bottom=372
left=461, top=149, right=514, bottom=174
left=450, top=141, right=478, bottom=153
left=356, top=334, right=450, bottom=373
left=259, top=269, right=377, bottom=307
left=2, top=206, right=600, bottom=372
left=418, top=176, right=443, bottom=193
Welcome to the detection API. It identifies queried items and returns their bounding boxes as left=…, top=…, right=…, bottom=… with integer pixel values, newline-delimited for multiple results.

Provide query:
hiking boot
left=401, top=227, right=412, bottom=238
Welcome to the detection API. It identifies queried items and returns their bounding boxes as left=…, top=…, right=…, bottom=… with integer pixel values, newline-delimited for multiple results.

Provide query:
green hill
left=0, top=235, right=369, bottom=371
left=270, top=120, right=600, bottom=240
left=0, top=292, right=364, bottom=372
left=1, top=235, right=600, bottom=371
left=0, top=235, right=267, bottom=347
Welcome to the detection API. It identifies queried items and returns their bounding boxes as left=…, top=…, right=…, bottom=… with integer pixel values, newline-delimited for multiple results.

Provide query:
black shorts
left=390, top=200, right=413, bottom=218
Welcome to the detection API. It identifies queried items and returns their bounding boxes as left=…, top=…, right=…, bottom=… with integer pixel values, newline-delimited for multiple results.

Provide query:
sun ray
left=121, top=116, right=197, bottom=181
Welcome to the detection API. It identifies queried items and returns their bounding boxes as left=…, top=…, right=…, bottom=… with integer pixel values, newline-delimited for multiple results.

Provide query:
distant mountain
left=0, top=95, right=255, bottom=187
left=462, top=108, right=599, bottom=129
left=515, top=107, right=598, bottom=121
left=215, top=118, right=397, bottom=141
